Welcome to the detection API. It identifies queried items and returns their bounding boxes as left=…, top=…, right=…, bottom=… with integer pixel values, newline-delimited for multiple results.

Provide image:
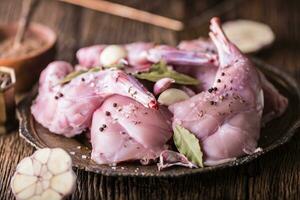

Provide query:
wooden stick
left=13, top=0, right=39, bottom=49
left=59, top=0, right=184, bottom=31
left=13, top=0, right=32, bottom=48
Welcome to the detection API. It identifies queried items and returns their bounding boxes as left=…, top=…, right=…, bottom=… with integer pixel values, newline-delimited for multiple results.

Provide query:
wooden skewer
left=58, top=0, right=184, bottom=31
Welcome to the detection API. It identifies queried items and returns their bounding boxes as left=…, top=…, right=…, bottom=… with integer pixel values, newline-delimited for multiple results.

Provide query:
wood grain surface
left=0, top=0, right=300, bottom=199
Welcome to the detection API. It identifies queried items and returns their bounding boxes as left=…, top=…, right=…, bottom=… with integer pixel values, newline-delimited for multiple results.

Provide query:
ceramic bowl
left=0, top=23, right=56, bottom=92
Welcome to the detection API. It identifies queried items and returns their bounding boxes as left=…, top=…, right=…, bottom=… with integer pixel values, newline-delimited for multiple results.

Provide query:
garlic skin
left=100, top=45, right=127, bottom=67
left=153, top=78, right=175, bottom=95
left=11, top=148, right=76, bottom=200
left=158, top=88, right=189, bottom=106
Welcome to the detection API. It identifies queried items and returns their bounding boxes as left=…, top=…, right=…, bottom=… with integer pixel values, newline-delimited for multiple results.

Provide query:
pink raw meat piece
left=258, top=71, right=288, bottom=124
left=146, top=45, right=217, bottom=67
left=76, top=45, right=106, bottom=67
left=149, top=37, right=287, bottom=122
left=125, top=42, right=154, bottom=72
left=76, top=42, right=154, bottom=72
left=169, top=17, right=264, bottom=165
left=31, top=62, right=157, bottom=137
left=90, top=95, right=172, bottom=164
left=178, top=37, right=216, bottom=54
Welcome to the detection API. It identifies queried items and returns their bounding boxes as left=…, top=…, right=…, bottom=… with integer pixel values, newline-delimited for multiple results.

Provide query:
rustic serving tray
left=18, top=58, right=300, bottom=177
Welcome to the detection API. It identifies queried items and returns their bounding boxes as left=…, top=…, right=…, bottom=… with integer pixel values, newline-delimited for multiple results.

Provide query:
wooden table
left=0, top=0, right=300, bottom=199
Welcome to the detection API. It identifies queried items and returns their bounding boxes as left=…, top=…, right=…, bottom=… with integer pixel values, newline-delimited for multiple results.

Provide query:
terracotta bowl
left=0, top=23, right=57, bottom=93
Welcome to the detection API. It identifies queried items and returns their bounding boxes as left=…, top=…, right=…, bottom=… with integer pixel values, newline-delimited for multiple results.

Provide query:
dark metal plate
left=17, top=58, right=300, bottom=177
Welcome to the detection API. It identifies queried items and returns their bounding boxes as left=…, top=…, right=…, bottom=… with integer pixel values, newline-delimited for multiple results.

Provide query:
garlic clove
left=100, top=45, right=127, bottom=67
left=12, top=174, right=37, bottom=193
left=51, top=171, right=76, bottom=194
left=158, top=88, right=189, bottom=106
left=47, top=148, right=72, bottom=175
left=16, top=183, right=36, bottom=199
left=40, top=189, right=61, bottom=200
left=153, top=78, right=175, bottom=95
left=33, top=148, right=51, bottom=164
left=16, top=157, right=34, bottom=176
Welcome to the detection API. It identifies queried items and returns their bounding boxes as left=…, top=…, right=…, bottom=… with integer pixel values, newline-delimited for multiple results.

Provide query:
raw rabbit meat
left=147, top=38, right=287, bottom=122
left=76, top=42, right=154, bottom=72
left=31, top=62, right=157, bottom=137
left=76, top=39, right=287, bottom=124
left=258, top=71, right=288, bottom=124
left=178, top=38, right=216, bottom=53
left=90, top=95, right=172, bottom=164
left=169, top=17, right=264, bottom=165
left=147, top=45, right=217, bottom=67
left=76, top=45, right=106, bottom=67
left=31, top=17, right=289, bottom=167
left=125, top=42, right=154, bottom=72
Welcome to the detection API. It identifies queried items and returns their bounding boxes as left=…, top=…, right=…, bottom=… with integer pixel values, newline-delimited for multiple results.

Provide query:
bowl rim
left=0, top=22, right=57, bottom=63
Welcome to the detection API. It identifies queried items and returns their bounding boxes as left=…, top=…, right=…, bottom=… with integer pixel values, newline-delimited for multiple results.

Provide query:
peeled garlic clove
left=33, top=148, right=51, bottom=164
left=223, top=20, right=275, bottom=53
left=51, top=171, right=76, bottom=194
left=153, top=78, right=175, bottom=95
left=11, top=148, right=76, bottom=200
left=16, top=157, right=34, bottom=176
left=47, top=148, right=72, bottom=175
left=12, top=174, right=37, bottom=193
left=40, top=189, right=61, bottom=200
left=100, top=45, right=127, bottom=67
left=16, top=183, right=36, bottom=199
left=158, top=88, right=189, bottom=106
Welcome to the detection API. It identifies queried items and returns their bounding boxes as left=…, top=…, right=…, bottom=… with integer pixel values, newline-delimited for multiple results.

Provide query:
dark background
left=0, top=0, right=300, bottom=199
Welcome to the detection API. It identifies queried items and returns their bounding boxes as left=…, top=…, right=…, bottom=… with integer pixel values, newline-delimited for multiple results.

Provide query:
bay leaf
left=134, top=62, right=199, bottom=85
left=173, top=124, right=204, bottom=167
